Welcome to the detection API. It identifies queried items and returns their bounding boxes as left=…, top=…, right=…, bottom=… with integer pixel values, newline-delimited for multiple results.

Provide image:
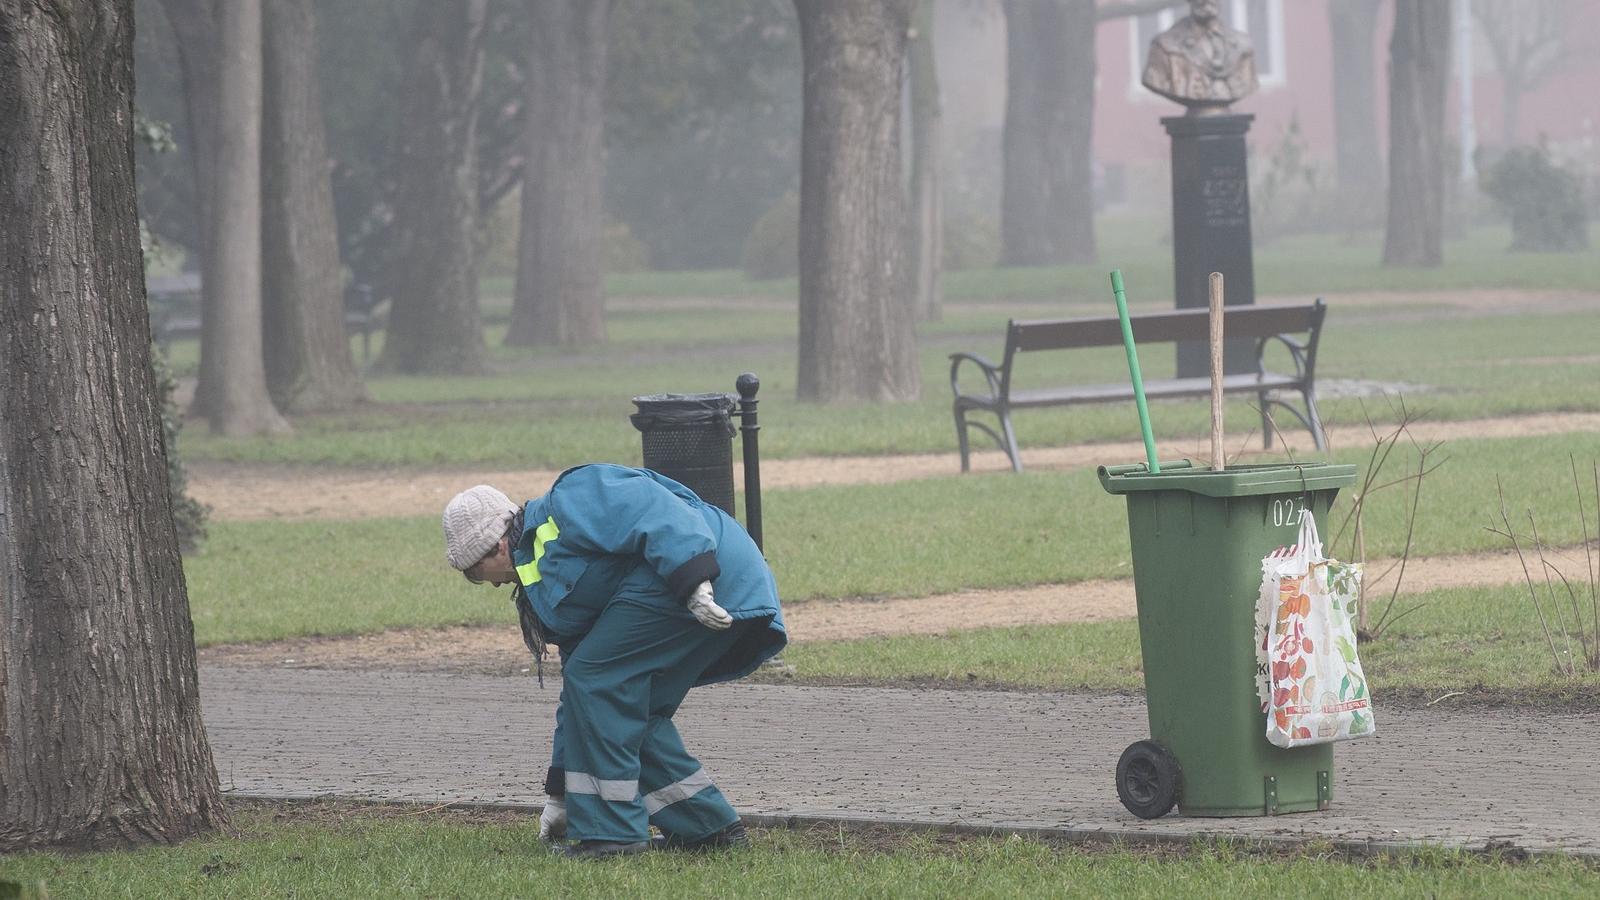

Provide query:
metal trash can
left=630, top=392, right=739, bottom=516
left=1098, top=459, right=1358, bottom=819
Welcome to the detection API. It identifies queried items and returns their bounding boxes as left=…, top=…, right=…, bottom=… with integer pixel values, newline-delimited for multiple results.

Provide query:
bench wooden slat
left=1010, top=303, right=1320, bottom=352
left=951, top=299, right=1328, bottom=473
left=977, top=373, right=1302, bottom=410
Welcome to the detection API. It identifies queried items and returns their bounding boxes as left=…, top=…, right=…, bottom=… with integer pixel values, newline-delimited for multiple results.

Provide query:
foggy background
left=131, top=0, right=1598, bottom=286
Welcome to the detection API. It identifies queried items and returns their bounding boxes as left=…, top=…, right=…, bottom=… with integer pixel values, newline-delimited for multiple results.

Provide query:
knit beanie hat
left=443, top=485, right=519, bottom=570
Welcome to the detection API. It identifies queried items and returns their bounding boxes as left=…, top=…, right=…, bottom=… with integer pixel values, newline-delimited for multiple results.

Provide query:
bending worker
left=442, top=464, right=786, bottom=859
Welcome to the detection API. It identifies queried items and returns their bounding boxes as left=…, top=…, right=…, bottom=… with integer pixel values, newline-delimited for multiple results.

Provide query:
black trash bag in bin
left=630, top=393, right=739, bottom=515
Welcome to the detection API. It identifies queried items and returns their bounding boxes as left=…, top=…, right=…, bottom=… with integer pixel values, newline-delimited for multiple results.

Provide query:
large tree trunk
left=208, top=0, right=287, bottom=433
left=504, top=0, right=609, bottom=347
left=260, top=0, right=365, bottom=412
left=1383, top=0, right=1452, bottom=267
left=374, top=0, right=490, bottom=374
left=0, top=0, right=229, bottom=850
left=908, top=0, right=943, bottom=323
left=999, top=0, right=1096, bottom=267
left=793, top=0, right=921, bottom=403
left=1328, top=0, right=1383, bottom=199
left=156, top=0, right=223, bottom=418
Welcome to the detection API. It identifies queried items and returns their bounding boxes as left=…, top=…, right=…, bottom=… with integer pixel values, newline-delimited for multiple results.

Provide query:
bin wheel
left=1116, top=740, right=1180, bottom=819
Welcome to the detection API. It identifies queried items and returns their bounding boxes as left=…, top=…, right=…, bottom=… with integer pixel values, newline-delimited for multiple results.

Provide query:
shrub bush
left=740, top=192, right=799, bottom=281
left=1479, top=144, right=1591, bottom=252
left=942, top=209, right=1000, bottom=270
left=603, top=222, right=652, bottom=273
left=151, top=346, right=208, bottom=553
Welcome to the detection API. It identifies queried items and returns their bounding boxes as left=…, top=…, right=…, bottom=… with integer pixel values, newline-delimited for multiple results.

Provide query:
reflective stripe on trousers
left=565, top=771, right=639, bottom=803
left=643, top=767, right=714, bottom=815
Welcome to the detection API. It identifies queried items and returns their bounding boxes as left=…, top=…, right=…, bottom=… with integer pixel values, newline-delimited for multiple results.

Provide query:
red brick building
left=937, top=0, right=1600, bottom=207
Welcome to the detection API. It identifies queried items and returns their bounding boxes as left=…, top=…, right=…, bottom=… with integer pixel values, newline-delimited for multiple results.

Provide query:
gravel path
left=203, top=666, right=1600, bottom=855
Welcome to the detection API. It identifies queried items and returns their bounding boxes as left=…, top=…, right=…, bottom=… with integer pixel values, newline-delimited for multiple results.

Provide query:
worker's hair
left=500, top=513, right=522, bottom=550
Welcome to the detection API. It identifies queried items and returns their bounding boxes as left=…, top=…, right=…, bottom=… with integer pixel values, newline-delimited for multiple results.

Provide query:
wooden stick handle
left=1209, top=272, right=1225, bottom=471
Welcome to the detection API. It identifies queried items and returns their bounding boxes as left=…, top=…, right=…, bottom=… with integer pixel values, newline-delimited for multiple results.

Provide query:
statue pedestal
left=1163, top=113, right=1255, bottom=377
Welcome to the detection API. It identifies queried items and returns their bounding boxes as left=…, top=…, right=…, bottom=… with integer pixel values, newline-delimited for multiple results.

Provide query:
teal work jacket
left=511, top=463, right=786, bottom=685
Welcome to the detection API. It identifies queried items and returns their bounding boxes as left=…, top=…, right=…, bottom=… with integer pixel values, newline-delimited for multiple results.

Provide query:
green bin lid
left=1098, top=459, right=1358, bottom=498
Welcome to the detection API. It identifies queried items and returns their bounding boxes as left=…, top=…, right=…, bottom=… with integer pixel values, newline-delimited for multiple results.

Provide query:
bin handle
left=1098, top=459, right=1195, bottom=478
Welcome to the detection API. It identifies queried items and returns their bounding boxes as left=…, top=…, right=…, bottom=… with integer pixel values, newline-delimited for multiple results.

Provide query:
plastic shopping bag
left=1257, top=509, right=1376, bottom=748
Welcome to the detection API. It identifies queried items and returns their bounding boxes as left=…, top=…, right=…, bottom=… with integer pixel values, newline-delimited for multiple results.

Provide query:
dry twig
left=1488, top=475, right=1568, bottom=675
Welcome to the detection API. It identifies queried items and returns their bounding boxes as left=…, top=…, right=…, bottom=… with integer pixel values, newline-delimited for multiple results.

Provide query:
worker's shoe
left=652, top=820, right=750, bottom=852
left=559, top=839, right=651, bottom=860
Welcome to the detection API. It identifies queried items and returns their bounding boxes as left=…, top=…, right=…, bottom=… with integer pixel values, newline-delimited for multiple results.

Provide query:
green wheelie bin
left=1099, top=459, right=1358, bottom=819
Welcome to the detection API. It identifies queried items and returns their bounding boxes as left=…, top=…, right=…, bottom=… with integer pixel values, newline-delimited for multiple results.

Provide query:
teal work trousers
left=560, top=598, right=746, bottom=842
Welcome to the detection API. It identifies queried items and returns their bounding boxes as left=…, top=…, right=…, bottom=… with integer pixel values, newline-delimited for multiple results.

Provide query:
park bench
left=147, top=275, right=387, bottom=366
left=949, top=300, right=1328, bottom=473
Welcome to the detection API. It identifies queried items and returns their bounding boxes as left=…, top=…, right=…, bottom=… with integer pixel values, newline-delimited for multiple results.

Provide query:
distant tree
left=908, top=0, right=944, bottom=323
left=1000, top=0, right=1096, bottom=267
left=505, top=0, right=610, bottom=347
left=1383, top=0, right=1452, bottom=267
left=154, top=0, right=224, bottom=416
left=313, top=0, right=417, bottom=292
left=999, top=0, right=1180, bottom=268
left=375, top=0, right=490, bottom=374
left=1327, top=0, right=1384, bottom=200
left=261, top=0, right=366, bottom=412
left=793, top=0, right=921, bottom=402
left=1472, top=0, right=1578, bottom=149
left=1, top=0, right=228, bottom=849
left=208, top=0, right=289, bottom=433
left=602, top=0, right=801, bottom=270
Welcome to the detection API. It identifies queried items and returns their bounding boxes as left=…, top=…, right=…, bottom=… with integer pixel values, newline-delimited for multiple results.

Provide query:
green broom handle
left=1109, top=269, right=1159, bottom=473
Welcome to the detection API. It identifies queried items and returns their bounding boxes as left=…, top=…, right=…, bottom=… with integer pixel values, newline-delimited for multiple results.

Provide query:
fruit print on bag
left=1257, top=511, right=1377, bottom=748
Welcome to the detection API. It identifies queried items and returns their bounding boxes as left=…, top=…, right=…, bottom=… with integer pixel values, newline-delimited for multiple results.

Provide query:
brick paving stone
left=202, top=666, right=1600, bottom=854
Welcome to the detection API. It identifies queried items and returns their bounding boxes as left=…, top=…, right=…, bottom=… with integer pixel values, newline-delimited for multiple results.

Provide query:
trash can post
left=736, top=373, right=763, bottom=552
left=630, top=391, right=739, bottom=517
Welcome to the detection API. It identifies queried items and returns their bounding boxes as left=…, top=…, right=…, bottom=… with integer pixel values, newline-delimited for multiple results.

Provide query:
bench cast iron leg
left=1259, top=390, right=1274, bottom=450
left=1303, top=388, right=1327, bottom=451
left=1000, top=409, right=1022, bottom=473
left=954, top=406, right=972, bottom=473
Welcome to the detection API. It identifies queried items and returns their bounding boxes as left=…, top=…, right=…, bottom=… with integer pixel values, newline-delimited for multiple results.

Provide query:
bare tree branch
left=1097, top=0, right=1185, bottom=22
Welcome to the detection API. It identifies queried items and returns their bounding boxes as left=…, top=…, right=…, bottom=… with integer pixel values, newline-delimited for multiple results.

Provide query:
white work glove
left=687, top=581, right=733, bottom=631
left=539, top=797, right=567, bottom=841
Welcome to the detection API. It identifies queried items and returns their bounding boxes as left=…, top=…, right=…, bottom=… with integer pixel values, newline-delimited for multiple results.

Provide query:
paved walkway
left=203, top=667, right=1600, bottom=855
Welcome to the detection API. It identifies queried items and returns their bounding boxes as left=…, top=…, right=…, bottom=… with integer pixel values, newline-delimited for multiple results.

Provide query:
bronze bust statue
left=1141, top=0, right=1258, bottom=114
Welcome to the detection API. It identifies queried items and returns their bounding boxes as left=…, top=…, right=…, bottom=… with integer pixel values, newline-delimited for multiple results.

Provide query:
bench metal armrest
left=1255, top=333, right=1309, bottom=381
left=949, top=352, right=1003, bottom=402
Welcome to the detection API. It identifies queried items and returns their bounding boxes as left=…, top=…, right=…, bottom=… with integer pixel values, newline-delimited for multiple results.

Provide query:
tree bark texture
left=155, top=0, right=223, bottom=418
left=1000, top=0, right=1096, bottom=267
left=0, top=0, right=229, bottom=850
left=1327, top=0, right=1383, bottom=198
left=375, top=0, right=490, bottom=374
left=908, top=0, right=943, bottom=323
left=504, top=0, right=609, bottom=347
left=207, top=0, right=287, bottom=433
left=260, top=0, right=365, bottom=412
left=1382, top=0, right=1452, bottom=267
left=793, top=0, right=921, bottom=403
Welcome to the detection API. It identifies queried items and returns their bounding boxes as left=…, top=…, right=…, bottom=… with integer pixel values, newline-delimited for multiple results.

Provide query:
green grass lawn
left=183, top=431, right=1600, bottom=646
left=578, top=219, right=1600, bottom=301
left=158, top=213, right=1600, bottom=471
left=172, top=302, right=1600, bottom=469
left=772, top=581, right=1600, bottom=704
left=4, top=802, right=1594, bottom=899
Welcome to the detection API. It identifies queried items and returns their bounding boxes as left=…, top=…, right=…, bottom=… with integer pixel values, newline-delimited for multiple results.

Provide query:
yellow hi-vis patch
left=515, top=517, right=560, bottom=586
